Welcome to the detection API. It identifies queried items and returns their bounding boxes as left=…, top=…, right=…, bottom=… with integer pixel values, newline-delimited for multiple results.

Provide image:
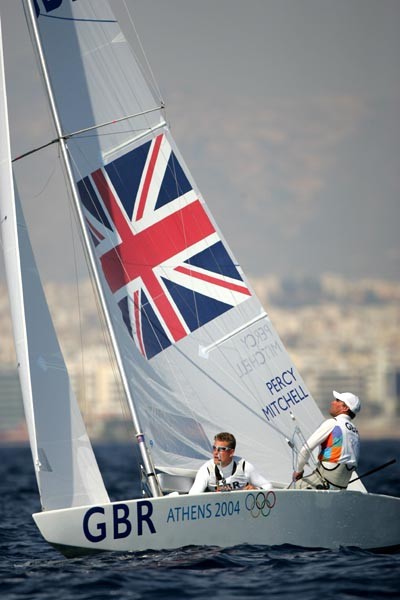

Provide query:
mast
left=24, top=0, right=162, bottom=497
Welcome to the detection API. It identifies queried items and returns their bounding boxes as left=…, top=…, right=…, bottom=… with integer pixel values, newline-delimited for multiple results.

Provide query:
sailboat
left=1, top=0, right=399, bottom=556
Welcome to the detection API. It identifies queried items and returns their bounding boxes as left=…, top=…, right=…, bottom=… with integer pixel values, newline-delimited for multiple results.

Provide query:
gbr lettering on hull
left=83, top=501, right=156, bottom=543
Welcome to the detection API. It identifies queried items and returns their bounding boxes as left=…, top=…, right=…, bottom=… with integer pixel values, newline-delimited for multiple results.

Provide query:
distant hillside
left=250, top=273, right=400, bottom=308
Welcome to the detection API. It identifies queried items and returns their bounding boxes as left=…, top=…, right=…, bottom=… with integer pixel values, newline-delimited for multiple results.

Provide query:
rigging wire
left=88, top=0, right=164, bottom=153
left=64, top=161, right=88, bottom=416
left=121, top=0, right=165, bottom=105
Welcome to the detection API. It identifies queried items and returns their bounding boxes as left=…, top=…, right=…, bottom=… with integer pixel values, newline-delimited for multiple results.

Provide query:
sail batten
left=199, top=311, right=268, bottom=358
left=102, top=121, right=168, bottom=162
left=66, top=106, right=165, bottom=140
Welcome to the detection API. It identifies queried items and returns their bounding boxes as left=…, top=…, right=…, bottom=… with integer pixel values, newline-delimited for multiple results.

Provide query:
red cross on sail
left=80, top=133, right=251, bottom=358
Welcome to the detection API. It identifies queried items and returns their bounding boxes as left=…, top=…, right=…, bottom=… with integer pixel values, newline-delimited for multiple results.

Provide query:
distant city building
left=1, top=276, right=400, bottom=440
left=69, top=353, right=130, bottom=439
left=312, top=370, right=368, bottom=414
left=388, top=366, right=400, bottom=418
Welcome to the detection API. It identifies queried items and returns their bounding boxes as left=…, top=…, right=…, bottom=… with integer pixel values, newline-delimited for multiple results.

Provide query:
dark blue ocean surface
left=1, top=440, right=399, bottom=600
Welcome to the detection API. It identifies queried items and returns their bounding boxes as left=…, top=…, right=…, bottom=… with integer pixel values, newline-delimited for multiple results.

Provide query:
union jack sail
left=77, top=134, right=251, bottom=359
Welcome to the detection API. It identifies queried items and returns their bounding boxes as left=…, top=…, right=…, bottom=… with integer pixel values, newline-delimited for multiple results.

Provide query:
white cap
left=333, top=390, right=361, bottom=414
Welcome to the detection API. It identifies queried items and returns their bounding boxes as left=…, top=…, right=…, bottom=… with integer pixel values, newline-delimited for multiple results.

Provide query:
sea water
left=1, top=441, right=399, bottom=600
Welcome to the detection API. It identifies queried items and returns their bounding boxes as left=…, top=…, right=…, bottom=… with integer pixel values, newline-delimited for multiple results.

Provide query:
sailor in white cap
left=292, top=390, right=361, bottom=490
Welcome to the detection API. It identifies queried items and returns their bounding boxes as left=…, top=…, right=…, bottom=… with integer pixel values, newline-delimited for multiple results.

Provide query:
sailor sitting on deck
left=188, top=432, right=272, bottom=494
left=292, top=390, right=361, bottom=490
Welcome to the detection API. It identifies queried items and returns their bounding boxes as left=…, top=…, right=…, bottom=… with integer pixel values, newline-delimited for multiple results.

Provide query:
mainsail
left=20, top=0, right=363, bottom=490
left=0, top=16, right=109, bottom=510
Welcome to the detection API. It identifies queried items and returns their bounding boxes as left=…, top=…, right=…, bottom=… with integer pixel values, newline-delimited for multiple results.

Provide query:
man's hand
left=292, top=471, right=303, bottom=481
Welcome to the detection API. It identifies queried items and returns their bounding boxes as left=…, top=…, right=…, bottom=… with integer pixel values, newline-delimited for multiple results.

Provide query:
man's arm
left=293, top=418, right=336, bottom=478
left=188, top=463, right=210, bottom=495
left=245, top=462, right=272, bottom=490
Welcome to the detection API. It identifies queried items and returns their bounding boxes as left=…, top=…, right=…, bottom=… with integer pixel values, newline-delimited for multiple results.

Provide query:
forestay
left=30, top=0, right=364, bottom=489
left=0, top=17, right=109, bottom=511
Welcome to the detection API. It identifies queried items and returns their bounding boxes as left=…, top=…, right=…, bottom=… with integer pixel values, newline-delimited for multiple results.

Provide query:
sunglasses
left=212, top=445, right=233, bottom=452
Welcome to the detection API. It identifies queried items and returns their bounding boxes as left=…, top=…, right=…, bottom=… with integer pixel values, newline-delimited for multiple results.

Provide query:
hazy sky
left=1, top=0, right=399, bottom=283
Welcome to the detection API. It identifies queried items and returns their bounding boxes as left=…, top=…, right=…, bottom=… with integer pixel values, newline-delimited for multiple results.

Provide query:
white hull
left=33, top=489, right=400, bottom=555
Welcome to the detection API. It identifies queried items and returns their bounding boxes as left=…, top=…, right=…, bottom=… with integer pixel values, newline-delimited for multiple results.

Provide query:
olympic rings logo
left=245, top=491, right=276, bottom=518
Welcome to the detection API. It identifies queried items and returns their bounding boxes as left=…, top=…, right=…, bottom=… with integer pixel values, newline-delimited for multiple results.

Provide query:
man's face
left=330, top=399, right=349, bottom=417
left=212, top=439, right=234, bottom=467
